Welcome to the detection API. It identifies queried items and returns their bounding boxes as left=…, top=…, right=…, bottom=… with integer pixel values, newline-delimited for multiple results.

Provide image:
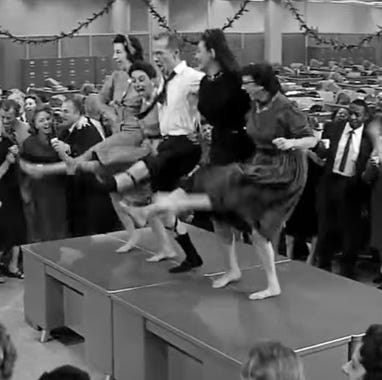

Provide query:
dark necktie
left=137, top=71, right=176, bottom=120
left=339, top=129, right=355, bottom=172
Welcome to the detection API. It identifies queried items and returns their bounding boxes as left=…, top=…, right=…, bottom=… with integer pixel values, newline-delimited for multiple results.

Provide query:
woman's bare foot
left=212, top=270, right=242, bottom=289
left=248, top=284, right=281, bottom=300
left=116, top=231, right=140, bottom=253
left=65, top=157, right=79, bottom=175
left=146, top=250, right=177, bottom=263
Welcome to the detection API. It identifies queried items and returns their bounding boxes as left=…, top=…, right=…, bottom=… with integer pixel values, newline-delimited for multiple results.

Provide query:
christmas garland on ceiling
left=0, top=0, right=250, bottom=46
left=283, top=0, right=382, bottom=50
left=141, top=0, right=251, bottom=45
left=0, top=0, right=117, bottom=45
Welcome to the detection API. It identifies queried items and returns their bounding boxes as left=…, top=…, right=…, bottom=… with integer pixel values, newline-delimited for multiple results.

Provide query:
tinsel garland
left=0, top=0, right=116, bottom=45
left=284, top=0, right=382, bottom=50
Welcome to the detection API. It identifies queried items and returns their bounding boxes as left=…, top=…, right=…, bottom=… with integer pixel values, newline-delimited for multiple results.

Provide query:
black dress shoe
left=169, top=258, right=203, bottom=274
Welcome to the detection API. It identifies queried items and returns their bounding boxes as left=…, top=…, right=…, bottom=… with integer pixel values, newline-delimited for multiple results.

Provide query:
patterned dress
left=199, top=93, right=314, bottom=240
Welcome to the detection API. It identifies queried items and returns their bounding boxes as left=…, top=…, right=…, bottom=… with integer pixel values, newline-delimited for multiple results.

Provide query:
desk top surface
left=23, top=226, right=286, bottom=293
left=113, top=260, right=382, bottom=363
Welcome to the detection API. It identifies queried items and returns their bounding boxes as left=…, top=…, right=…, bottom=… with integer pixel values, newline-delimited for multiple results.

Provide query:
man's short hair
left=64, top=95, right=85, bottom=115
left=351, top=98, right=369, bottom=116
left=153, top=32, right=184, bottom=52
left=1, top=99, right=21, bottom=117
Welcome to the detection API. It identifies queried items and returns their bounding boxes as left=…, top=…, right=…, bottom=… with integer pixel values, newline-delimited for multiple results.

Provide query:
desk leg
left=83, top=290, right=113, bottom=378
left=23, top=254, right=64, bottom=336
left=113, top=302, right=168, bottom=380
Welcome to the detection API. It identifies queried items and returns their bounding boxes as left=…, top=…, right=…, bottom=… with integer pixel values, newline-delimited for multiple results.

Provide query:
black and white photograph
left=1, top=1, right=382, bottom=379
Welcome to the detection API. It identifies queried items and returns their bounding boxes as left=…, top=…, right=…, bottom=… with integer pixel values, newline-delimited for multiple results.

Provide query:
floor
left=0, top=254, right=380, bottom=380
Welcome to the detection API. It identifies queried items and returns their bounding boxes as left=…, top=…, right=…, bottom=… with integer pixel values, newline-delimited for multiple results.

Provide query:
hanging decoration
left=141, top=0, right=251, bottom=45
left=0, top=0, right=251, bottom=46
left=0, top=0, right=116, bottom=45
left=283, top=0, right=382, bottom=50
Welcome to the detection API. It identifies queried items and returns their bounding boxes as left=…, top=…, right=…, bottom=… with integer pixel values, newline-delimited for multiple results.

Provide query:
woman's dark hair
left=360, top=324, right=382, bottom=380
left=241, top=341, right=305, bottom=380
left=241, top=63, right=282, bottom=97
left=0, top=323, right=17, bottom=380
left=25, top=93, right=42, bottom=106
left=200, top=29, right=240, bottom=75
left=113, top=34, right=144, bottom=62
left=129, top=60, right=157, bottom=79
left=38, top=365, right=90, bottom=380
left=30, top=104, right=54, bottom=134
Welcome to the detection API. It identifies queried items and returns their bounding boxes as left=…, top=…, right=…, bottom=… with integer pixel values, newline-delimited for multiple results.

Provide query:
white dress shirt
left=158, top=61, right=205, bottom=136
left=333, top=122, right=364, bottom=177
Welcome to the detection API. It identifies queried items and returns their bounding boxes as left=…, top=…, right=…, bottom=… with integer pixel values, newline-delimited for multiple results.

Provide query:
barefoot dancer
left=100, top=32, right=205, bottom=272
left=134, top=63, right=317, bottom=300
left=192, top=29, right=255, bottom=288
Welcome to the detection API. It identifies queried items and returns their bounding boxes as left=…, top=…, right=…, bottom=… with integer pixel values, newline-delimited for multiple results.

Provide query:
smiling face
left=334, top=107, right=350, bottom=122
left=34, top=110, right=52, bottom=137
left=195, top=40, right=213, bottom=72
left=60, top=101, right=80, bottom=127
left=349, top=104, right=367, bottom=130
left=0, top=107, right=17, bottom=135
left=25, top=97, right=37, bottom=112
left=113, top=42, right=131, bottom=71
left=153, top=37, right=178, bottom=76
left=131, top=70, right=155, bottom=100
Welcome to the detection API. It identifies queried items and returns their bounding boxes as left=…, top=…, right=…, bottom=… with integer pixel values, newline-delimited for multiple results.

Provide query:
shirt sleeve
left=284, top=102, right=313, bottom=138
left=188, top=70, right=205, bottom=95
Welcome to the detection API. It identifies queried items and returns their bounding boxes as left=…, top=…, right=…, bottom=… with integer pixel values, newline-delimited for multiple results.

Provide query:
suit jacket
left=317, top=121, right=373, bottom=191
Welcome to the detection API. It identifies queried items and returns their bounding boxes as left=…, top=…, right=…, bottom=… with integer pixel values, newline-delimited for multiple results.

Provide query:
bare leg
left=249, top=229, right=281, bottom=300
left=19, top=159, right=67, bottom=178
left=110, top=193, right=140, bottom=253
left=8, top=246, right=21, bottom=275
left=285, top=235, right=295, bottom=259
left=146, top=216, right=177, bottom=262
left=212, top=221, right=241, bottom=289
left=306, top=236, right=318, bottom=265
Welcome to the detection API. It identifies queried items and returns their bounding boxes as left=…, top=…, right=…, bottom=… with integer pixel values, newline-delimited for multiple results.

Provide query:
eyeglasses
left=242, top=80, right=255, bottom=85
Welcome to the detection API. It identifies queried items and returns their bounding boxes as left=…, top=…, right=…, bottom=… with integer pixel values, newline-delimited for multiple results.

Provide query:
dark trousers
left=316, top=173, right=364, bottom=274
left=143, top=135, right=201, bottom=192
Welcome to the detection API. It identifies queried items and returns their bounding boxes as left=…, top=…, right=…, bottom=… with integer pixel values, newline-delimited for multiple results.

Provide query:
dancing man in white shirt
left=97, top=32, right=205, bottom=273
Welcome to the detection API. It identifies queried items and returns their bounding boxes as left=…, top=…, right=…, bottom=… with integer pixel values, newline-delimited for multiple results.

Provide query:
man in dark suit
left=315, top=99, right=372, bottom=279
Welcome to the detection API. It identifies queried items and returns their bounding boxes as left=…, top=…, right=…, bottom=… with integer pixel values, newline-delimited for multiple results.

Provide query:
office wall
left=1, top=0, right=382, bottom=89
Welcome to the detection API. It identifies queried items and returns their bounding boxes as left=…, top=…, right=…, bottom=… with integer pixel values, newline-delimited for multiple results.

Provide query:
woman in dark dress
left=192, top=29, right=255, bottom=288
left=21, top=105, right=67, bottom=242
left=0, top=121, right=26, bottom=279
left=140, top=63, right=317, bottom=300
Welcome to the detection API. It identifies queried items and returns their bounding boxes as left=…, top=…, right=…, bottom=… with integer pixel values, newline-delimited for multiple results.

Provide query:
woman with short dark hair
left=138, top=62, right=317, bottom=300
